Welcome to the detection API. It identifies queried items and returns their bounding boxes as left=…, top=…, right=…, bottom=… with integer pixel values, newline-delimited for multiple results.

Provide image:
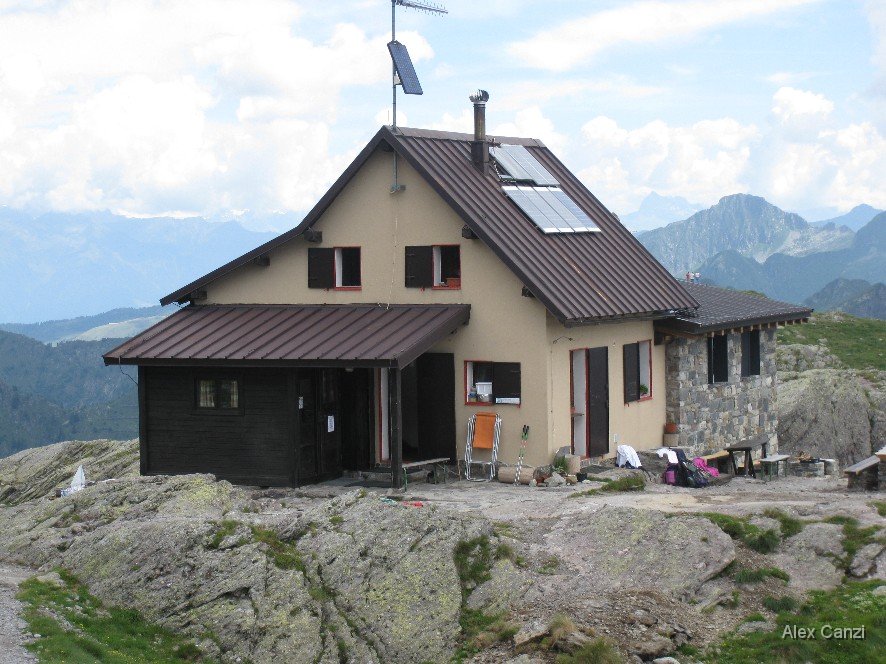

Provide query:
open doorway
left=400, top=353, right=456, bottom=462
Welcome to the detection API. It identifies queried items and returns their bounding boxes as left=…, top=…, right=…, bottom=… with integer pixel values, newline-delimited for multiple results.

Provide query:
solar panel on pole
left=388, top=41, right=423, bottom=95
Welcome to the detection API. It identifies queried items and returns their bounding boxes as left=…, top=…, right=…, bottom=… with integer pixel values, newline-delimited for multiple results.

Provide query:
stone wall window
left=741, top=330, right=761, bottom=377
left=707, top=335, right=728, bottom=384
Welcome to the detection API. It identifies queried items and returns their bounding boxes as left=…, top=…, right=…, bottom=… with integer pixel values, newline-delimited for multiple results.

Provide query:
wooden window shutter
left=707, top=337, right=715, bottom=384
left=308, top=248, right=335, bottom=288
left=741, top=332, right=751, bottom=377
left=492, top=362, right=521, bottom=401
left=404, top=246, right=433, bottom=288
left=623, top=343, right=640, bottom=402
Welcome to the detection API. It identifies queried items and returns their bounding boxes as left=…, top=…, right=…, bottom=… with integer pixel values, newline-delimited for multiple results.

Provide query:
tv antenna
left=387, top=0, right=447, bottom=193
left=389, top=0, right=447, bottom=130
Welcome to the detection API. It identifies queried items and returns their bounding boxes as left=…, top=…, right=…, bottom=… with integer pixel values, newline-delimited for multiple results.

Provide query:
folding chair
left=464, top=412, right=501, bottom=481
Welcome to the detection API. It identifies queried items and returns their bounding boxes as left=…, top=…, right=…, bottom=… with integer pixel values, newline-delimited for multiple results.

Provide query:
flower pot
left=664, top=422, right=678, bottom=435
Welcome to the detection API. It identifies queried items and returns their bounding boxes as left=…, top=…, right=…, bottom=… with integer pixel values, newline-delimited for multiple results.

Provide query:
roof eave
left=656, top=310, right=813, bottom=336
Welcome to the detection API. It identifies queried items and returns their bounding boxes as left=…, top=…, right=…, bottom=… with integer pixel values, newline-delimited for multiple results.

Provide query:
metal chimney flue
left=470, top=89, right=489, bottom=173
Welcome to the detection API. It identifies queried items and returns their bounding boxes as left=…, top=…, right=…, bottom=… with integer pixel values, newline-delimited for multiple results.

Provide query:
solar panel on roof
left=504, top=186, right=601, bottom=234
left=491, top=144, right=559, bottom=186
left=387, top=41, right=423, bottom=95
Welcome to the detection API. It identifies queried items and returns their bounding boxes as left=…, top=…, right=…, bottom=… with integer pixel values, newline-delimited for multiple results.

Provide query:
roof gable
left=162, top=126, right=698, bottom=322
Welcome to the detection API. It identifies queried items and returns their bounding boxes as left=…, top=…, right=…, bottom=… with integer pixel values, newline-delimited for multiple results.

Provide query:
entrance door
left=318, top=369, right=341, bottom=479
left=296, top=369, right=342, bottom=483
left=587, top=347, right=609, bottom=456
left=297, top=371, right=319, bottom=482
left=340, top=369, right=373, bottom=471
left=415, top=353, right=456, bottom=460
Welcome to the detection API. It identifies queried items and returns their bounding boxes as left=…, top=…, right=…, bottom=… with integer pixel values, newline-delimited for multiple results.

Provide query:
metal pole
left=391, top=0, right=397, bottom=130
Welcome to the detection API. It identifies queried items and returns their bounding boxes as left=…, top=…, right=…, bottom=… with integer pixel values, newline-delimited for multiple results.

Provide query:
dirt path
left=0, top=564, right=37, bottom=664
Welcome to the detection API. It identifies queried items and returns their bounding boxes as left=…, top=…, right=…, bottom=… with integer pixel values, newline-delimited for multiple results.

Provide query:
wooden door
left=587, top=347, right=609, bottom=456
left=415, top=353, right=456, bottom=460
left=297, top=371, right=319, bottom=482
left=319, top=369, right=341, bottom=479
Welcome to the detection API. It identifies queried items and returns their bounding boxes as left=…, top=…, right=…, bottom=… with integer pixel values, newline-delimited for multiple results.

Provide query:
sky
left=0, top=0, right=883, bottom=230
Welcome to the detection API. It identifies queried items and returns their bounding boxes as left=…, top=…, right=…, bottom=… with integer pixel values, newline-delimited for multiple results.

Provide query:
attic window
left=405, top=245, right=461, bottom=289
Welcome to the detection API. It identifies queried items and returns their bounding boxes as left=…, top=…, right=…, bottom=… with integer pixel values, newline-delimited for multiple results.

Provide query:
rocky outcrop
left=0, top=438, right=139, bottom=505
left=776, top=345, right=885, bottom=465
left=0, top=471, right=486, bottom=663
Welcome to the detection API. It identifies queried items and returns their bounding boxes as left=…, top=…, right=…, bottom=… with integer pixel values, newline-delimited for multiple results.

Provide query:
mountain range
left=694, top=211, right=885, bottom=304
left=804, top=278, right=886, bottom=319
left=0, top=208, right=278, bottom=323
left=638, top=194, right=857, bottom=277
left=812, top=204, right=884, bottom=231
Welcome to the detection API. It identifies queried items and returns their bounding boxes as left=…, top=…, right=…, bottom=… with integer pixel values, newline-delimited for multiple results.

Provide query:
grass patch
left=702, top=513, right=780, bottom=554
left=17, top=569, right=206, bottom=663
left=453, top=609, right=516, bottom=660
left=778, top=312, right=886, bottom=372
left=538, top=556, right=561, bottom=575
left=822, top=515, right=883, bottom=570
left=733, top=567, right=790, bottom=584
left=743, top=612, right=766, bottom=623
left=762, top=596, right=798, bottom=613
left=871, top=501, right=886, bottom=518
left=494, top=541, right=526, bottom=567
left=762, top=509, right=805, bottom=538
left=329, top=515, right=343, bottom=525
left=570, top=475, right=645, bottom=497
left=555, top=638, right=624, bottom=664
left=206, top=519, right=240, bottom=550
left=710, top=581, right=885, bottom=664
left=249, top=525, right=305, bottom=572
left=454, top=536, right=493, bottom=595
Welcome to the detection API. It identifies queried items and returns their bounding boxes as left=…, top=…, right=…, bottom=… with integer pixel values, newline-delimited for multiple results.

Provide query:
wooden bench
left=725, top=438, right=769, bottom=479
left=701, top=450, right=731, bottom=474
left=759, top=454, right=789, bottom=481
left=401, top=458, right=451, bottom=488
left=844, top=455, right=879, bottom=491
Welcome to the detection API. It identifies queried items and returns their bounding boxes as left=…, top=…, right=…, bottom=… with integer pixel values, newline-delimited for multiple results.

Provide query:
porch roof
left=103, top=303, right=471, bottom=369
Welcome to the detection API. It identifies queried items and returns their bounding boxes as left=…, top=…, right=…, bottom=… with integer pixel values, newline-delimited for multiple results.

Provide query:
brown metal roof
left=161, top=125, right=698, bottom=323
left=657, top=282, right=812, bottom=334
left=103, top=304, right=471, bottom=369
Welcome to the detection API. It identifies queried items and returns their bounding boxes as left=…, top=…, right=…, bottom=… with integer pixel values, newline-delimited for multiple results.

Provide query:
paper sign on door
left=327, top=415, right=335, bottom=432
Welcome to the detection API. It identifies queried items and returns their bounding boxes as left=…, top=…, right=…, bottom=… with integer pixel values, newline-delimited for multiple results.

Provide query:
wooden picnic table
left=724, top=439, right=769, bottom=479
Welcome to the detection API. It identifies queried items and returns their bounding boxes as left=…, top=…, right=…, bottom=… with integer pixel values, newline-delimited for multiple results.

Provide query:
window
left=196, top=378, right=240, bottom=409
left=707, top=335, right=729, bottom=384
left=623, top=340, right=652, bottom=402
left=308, top=247, right=361, bottom=289
left=741, top=330, right=761, bottom=377
left=465, top=361, right=521, bottom=405
left=405, top=245, right=461, bottom=289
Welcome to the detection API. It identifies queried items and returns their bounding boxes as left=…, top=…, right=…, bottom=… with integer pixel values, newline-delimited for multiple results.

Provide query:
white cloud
left=0, top=1, right=431, bottom=219
left=492, top=107, right=568, bottom=155
left=576, top=88, right=886, bottom=215
left=509, top=0, right=821, bottom=71
left=771, top=86, right=834, bottom=122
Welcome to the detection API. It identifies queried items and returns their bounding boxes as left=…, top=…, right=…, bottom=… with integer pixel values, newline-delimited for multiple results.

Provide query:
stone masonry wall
left=665, top=329, right=777, bottom=457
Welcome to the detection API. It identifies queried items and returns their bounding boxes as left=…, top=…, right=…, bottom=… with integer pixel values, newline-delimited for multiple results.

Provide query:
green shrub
left=762, top=508, right=805, bottom=538
left=555, top=638, right=624, bottom=664
left=762, top=595, right=798, bottom=613
left=734, top=567, right=790, bottom=584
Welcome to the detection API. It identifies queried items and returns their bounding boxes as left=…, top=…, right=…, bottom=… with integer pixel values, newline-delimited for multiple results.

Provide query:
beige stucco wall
left=546, top=314, right=667, bottom=458
left=204, top=149, right=554, bottom=467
